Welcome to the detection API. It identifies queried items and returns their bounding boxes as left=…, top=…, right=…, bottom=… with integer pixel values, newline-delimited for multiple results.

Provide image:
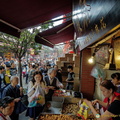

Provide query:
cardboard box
left=73, top=76, right=80, bottom=91
left=58, top=57, right=67, bottom=61
left=73, top=67, right=80, bottom=74
left=65, top=53, right=74, bottom=58
left=64, top=97, right=81, bottom=103
left=75, top=55, right=80, bottom=60
left=56, top=61, right=64, bottom=67
left=75, top=73, right=79, bottom=77
left=64, top=62, right=74, bottom=68
left=74, top=77, right=79, bottom=80
left=61, top=67, right=67, bottom=72
left=62, top=72, right=68, bottom=76
left=56, top=61, right=61, bottom=67
left=67, top=57, right=73, bottom=62
left=62, top=76, right=68, bottom=85
left=74, top=56, right=80, bottom=67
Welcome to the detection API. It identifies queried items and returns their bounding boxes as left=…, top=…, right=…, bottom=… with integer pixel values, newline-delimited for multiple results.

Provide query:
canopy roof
left=35, top=20, right=74, bottom=47
left=0, top=0, right=72, bottom=37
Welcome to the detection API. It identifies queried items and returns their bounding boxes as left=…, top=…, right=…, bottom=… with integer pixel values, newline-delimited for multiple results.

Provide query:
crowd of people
left=0, top=57, right=75, bottom=120
left=1, top=56, right=120, bottom=120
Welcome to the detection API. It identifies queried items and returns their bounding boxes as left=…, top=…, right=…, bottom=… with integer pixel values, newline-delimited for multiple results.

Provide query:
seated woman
left=111, top=73, right=120, bottom=93
left=44, top=68, right=63, bottom=101
left=84, top=80, right=120, bottom=120
left=0, top=96, right=15, bottom=120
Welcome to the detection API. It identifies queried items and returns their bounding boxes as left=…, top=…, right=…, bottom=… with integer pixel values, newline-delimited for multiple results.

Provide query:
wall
left=80, top=48, right=95, bottom=100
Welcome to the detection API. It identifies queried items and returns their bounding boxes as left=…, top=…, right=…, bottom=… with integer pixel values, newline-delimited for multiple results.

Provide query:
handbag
left=15, top=101, right=27, bottom=114
left=21, top=95, right=28, bottom=106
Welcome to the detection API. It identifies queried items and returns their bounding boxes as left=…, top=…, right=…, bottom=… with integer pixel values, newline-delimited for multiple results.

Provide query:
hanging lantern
left=114, top=36, right=120, bottom=69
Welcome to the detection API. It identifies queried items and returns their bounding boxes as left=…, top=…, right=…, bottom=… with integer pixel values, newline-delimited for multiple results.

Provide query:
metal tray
left=52, top=96, right=64, bottom=103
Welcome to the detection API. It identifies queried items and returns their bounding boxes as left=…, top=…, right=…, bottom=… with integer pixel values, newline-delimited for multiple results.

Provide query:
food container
left=42, top=107, right=62, bottom=114
left=64, top=97, right=81, bottom=104
left=42, top=101, right=63, bottom=114
left=52, top=96, right=64, bottom=103
left=50, top=101, right=63, bottom=108
left=62, top=103, right=79, bottom=115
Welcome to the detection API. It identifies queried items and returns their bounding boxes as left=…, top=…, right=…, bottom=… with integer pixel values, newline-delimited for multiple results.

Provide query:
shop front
left=34, top=1, right=120, bottom=119
left=72, top=0, right=120, bottom=100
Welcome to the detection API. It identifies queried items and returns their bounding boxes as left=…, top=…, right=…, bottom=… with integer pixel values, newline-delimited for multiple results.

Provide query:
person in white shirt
left=26, top=71, right=48, bottom=120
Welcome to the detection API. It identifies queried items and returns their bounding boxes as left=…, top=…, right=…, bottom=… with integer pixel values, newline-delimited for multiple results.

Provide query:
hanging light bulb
left=88, top=56, right=94, bottom=64
left=116, top=55, right=120, bottom=60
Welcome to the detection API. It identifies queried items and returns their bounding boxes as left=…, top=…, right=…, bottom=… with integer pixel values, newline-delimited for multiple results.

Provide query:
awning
left=0, top=21, right=21, bottom=37
left=35, top=21, right=74, bottom=47
left=0, top=0, right=72, bottom=37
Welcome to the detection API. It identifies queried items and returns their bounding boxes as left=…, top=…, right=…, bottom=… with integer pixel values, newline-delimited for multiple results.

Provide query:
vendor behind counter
left=44, top=68, right=63, bottom=101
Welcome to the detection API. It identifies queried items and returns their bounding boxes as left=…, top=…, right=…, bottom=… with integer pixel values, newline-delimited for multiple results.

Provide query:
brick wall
left=80, top=48, right=95, bottom=100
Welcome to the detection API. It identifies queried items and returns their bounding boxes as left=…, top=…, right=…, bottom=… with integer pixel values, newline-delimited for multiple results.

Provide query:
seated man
left=44, top=68, right=63, bottom=101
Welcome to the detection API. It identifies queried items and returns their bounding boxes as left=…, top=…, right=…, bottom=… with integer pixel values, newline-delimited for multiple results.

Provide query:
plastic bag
left=28, top=86, right=45, bottom=107
left=91, top=65, right=106, bottom=80
left=77, top=102, right=90, bottom=120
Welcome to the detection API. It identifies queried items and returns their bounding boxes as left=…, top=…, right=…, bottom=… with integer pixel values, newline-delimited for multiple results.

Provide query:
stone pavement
left=19, top=110, right=29, bottom=120
left=19, top=77, right=29, bottom=120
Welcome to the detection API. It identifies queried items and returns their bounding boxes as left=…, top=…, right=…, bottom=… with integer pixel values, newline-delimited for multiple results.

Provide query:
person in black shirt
left=54, top=65, right=62, bottom=83
left=84, top=80, right=120, bottom=120
left=0, top=66, right=5, bottom=98
left=2, top=76, right=23, bottom=120
left=84, top=99, right=120, bottom=120
left=44, top=68, right=63, bottom=101
left=66, top=65, right=75, bottom=90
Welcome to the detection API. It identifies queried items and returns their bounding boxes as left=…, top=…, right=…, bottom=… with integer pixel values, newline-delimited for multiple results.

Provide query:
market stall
left=37, top=89, right=97, bottom=120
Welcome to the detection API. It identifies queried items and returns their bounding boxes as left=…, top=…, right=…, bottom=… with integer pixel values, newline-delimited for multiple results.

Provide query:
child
left=66, top=65, right=75, bottom=90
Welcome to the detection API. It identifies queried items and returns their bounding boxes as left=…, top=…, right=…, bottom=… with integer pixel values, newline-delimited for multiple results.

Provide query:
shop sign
left=76, top=17, right=107, bottom=50
left=73, top=0, right=120, bottom=50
